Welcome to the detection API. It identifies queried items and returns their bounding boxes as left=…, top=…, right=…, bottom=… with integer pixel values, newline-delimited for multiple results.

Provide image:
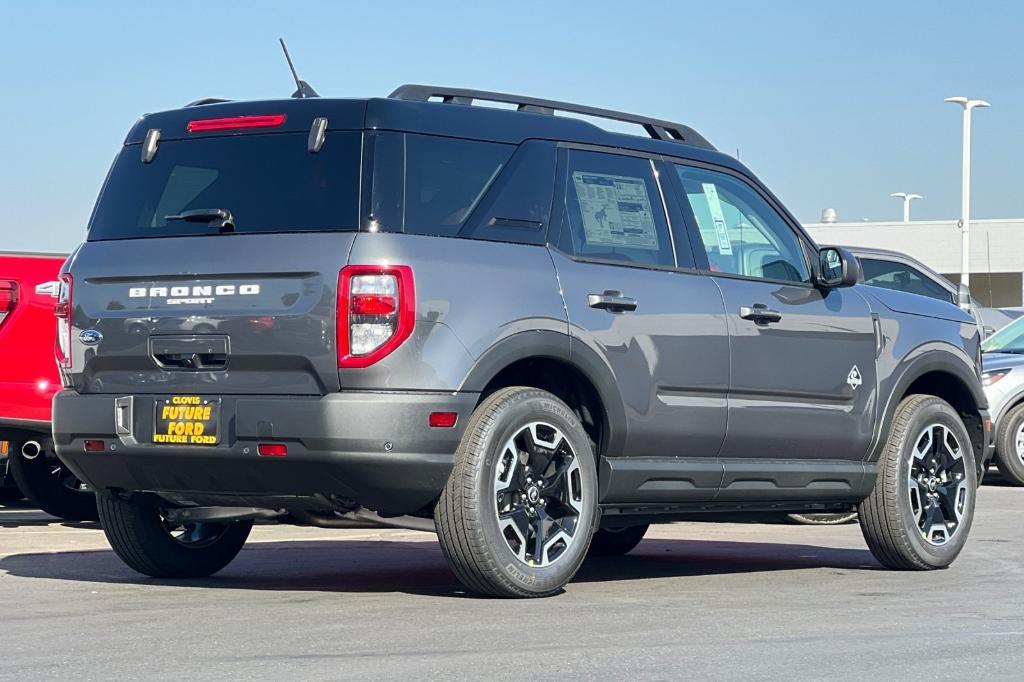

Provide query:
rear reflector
left=187, top=114, right=287, bottom=133
left=84, top=440, right=105, bottom=452
left=0, top=441, right=8, bottom=456
left=429, top=412, right=458, bottom=428
left=257, top=443, right=288, bottom=457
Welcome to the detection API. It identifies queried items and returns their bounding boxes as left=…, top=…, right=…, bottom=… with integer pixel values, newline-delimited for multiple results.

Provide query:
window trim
left=665, top=158, right=818, bottom=288
left=548, top=143, right=700, bottom=274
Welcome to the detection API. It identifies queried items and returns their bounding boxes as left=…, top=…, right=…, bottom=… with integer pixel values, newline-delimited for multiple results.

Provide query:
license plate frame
left=153, top=396, right=220, bottom=446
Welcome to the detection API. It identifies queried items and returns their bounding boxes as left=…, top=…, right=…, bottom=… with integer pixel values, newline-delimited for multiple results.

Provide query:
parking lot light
left=945, top=96, right=991, bottom=289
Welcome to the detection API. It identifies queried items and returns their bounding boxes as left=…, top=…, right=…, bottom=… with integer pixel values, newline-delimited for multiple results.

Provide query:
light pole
left=890, top=192, right=923, bottom=223
left=945, top=96, right=990, bottom=289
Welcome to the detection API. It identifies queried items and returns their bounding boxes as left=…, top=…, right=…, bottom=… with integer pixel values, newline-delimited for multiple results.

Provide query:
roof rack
left=388, top=84, right=714, bottom=150
left=184, top=97, right=232, bottom=107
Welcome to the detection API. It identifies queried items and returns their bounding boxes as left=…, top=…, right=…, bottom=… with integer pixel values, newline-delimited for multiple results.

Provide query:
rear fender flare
left=459, top=330, right=627, bottom=457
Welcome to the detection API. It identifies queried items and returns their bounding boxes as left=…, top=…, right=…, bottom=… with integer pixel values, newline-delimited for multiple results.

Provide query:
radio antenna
left=279, top=38, right=319, bottom=99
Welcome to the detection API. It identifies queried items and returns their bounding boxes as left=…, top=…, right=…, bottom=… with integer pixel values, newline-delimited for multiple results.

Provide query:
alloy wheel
left=494, top=421, right=584, bottom=567
left=907, top=424, right=969, bottom=546
left=1015, top=422, right=1024, bottom=466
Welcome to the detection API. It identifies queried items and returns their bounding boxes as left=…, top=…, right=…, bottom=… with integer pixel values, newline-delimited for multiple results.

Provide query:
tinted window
left=88, top=132, right=361, bottom=240
left=675, top=166, right=809, bottom=283
left=370, top=133, right=513, bottom=237
left=860, top=258, right=954, bottom=302
left=558, top=150, right=675, bottom=267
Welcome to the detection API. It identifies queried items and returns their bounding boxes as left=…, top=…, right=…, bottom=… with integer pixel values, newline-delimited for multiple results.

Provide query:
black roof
left=124, top=86, right=743, bottom=172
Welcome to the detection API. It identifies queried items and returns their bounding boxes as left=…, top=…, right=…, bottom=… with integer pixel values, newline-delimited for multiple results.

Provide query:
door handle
left=739, top=304, right=782, bottom=323
left=588, top=290, right=638, bottom=312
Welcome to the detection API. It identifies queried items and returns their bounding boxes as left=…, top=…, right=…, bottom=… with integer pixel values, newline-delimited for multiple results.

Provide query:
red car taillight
left=54, top=273, right=72, bottom=369
left=0, top=279, right=17, bottom=325
left=338, top=265, right=415, bottom=368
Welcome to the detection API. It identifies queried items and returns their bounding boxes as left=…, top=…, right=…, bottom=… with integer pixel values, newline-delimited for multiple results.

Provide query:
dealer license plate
left=153, top=396, right=220, bottom=446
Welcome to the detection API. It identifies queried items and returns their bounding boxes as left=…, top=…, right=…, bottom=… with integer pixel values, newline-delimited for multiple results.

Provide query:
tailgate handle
left=150, top=336, right=229, bottom=371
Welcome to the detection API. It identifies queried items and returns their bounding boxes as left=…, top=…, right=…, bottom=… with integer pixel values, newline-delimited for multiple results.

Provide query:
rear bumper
left=53, top=390, right=477, bottom=514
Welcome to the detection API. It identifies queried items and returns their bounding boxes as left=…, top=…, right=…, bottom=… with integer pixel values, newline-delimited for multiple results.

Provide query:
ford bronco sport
left=53, top=86, right=993, bottom=597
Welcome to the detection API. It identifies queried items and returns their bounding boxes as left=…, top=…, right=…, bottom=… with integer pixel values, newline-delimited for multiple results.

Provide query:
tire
left=994, top=403, right=1024, bottom=486
left=9, top=442, right=98, bottom=521
left=97, top=494, right=252, bottom=578
left=859, top=394, right=978, bottom=570
left=435, top=387, right=599, bottom=598
left=786, top=512, right=858, bottom=526
left=588, top=524, right=649, bottom=556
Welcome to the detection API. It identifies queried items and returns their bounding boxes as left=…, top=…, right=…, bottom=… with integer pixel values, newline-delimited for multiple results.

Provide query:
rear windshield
left=88, top=132, right=361, bottom=240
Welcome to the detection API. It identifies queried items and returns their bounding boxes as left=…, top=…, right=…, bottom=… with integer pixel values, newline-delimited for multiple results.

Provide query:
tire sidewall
left=895, top=399, right=978, bottom=566
left=996, top=405, right=1024, bottom=483
left=472, top=391, right=598, bottom=595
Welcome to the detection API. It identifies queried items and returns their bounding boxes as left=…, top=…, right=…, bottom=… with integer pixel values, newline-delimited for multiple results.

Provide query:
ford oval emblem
left=79, top=329, right=103, bottom=346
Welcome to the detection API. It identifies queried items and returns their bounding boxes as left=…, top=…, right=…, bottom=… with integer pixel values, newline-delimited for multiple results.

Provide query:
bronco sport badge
left=847, top=365, right=863, bottom=389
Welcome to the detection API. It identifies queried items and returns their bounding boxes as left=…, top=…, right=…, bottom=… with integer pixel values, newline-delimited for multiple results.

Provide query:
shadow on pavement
left=0, top=536, right=880, bottom=597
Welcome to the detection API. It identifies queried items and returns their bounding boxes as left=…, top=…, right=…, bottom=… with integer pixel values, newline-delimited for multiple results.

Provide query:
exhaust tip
left=21, top=440, right=42, bottom=460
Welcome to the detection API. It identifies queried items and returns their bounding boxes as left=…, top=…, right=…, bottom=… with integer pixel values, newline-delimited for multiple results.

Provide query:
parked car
left=0, top=251, right=97, bottom=519
left=980, top=317, right=1024, bottom=485
left=847, top=246, right=1019, bottom=336
left=54, top=85, right=991, bottom=597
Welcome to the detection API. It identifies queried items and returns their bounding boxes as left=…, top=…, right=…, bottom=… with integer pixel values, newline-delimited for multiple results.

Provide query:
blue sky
left=1, top=0, right=1021, bottom=253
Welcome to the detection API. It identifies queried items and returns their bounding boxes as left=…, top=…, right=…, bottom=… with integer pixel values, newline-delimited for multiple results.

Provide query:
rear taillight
left=0, top=279, right=17, bottom=324
left=338, top=265, right=415, bottom=368
left=55, top=273, right=72, bottom=369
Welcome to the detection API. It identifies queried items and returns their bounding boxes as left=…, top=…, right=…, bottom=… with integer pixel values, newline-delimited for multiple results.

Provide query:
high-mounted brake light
left=54, top=274, right=72, bottom=370
left=338, top=265, right=415, bottom=369
left=186, top=114, right=287, bottom=133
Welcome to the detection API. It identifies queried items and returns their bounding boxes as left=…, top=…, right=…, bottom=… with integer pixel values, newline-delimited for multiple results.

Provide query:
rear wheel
left=994, top=404, right=1024, bottom=486
left=435, top=387, right=598, bottom=597
left=588, top=524, right=649, bottom=556
left=859, top=395, right=977, bottom=569
left=9, top=441, right=98, bottom=521
left=97, top=494, right=252, bottom=578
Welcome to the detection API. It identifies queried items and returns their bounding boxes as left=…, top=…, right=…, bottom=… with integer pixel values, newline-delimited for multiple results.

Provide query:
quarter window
left=558, top=150, right=675, bottom=267
left=675, top=166, right=810, bottom=283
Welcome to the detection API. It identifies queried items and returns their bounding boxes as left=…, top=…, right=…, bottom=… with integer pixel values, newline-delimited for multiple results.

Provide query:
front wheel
left=97, top=494, right=252, bottom=578
left=9, top=442, right=98, bottom=521
left=994, top=403, right=1024, bottom=486
left=435, top=387, right=599, bottom=597
left=859, top=395, right=977, bottom=570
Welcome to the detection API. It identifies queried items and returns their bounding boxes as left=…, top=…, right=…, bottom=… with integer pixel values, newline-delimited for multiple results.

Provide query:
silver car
left=981, top=318, right=1024, bottom=485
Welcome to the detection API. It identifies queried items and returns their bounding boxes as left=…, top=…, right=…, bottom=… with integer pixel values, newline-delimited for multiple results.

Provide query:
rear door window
left=88, top=132, right=362, bottom=240
left=555, top=149, right=676, bottom=267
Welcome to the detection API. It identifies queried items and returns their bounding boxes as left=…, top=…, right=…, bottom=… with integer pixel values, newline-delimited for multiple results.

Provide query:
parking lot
left=0, top=481, right=1020, bottom=680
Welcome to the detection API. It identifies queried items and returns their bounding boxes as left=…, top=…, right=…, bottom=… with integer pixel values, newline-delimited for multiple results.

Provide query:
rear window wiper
left=164, top=208, right=235, bottom=233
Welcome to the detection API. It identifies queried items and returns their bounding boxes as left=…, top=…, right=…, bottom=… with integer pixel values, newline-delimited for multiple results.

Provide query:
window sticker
left=571, top=172, right=659, bottom=250
left=701, top=182, right=733, bottom=255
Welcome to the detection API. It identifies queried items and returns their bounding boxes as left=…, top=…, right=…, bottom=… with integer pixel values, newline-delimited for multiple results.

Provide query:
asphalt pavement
left=1, top=483, right=1022, bottom=680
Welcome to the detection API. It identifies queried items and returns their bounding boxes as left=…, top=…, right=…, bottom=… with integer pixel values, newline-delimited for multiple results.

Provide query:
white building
left=805, top=218, right=1024, bottom=307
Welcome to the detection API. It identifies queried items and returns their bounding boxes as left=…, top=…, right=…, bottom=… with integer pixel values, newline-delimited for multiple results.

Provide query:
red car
left=0, top=251, right=96, bottom=520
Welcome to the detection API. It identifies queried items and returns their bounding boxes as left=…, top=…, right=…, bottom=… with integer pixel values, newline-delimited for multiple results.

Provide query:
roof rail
left=184, top=97, right=232, bottom=107
left=388, top=84, right=714, bottom=150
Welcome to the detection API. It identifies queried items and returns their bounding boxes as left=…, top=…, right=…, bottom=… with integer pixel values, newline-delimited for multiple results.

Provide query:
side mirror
left=957, top=283, right=972, bottom=311
left=817, top=247, right=859, bottom=288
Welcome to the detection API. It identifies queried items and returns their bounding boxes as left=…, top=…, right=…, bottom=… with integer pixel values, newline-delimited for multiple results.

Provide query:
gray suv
left=53, top=86, right=993, bottom=597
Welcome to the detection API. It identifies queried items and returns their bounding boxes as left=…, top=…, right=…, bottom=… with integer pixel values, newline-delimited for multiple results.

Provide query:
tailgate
left=67, top=233, right=354, bottom=395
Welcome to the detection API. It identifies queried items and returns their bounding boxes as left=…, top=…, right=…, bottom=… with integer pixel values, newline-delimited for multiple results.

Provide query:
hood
left=981, top=352, right=1024, bottom=372
left=862, top=287, right=975, bottom=325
